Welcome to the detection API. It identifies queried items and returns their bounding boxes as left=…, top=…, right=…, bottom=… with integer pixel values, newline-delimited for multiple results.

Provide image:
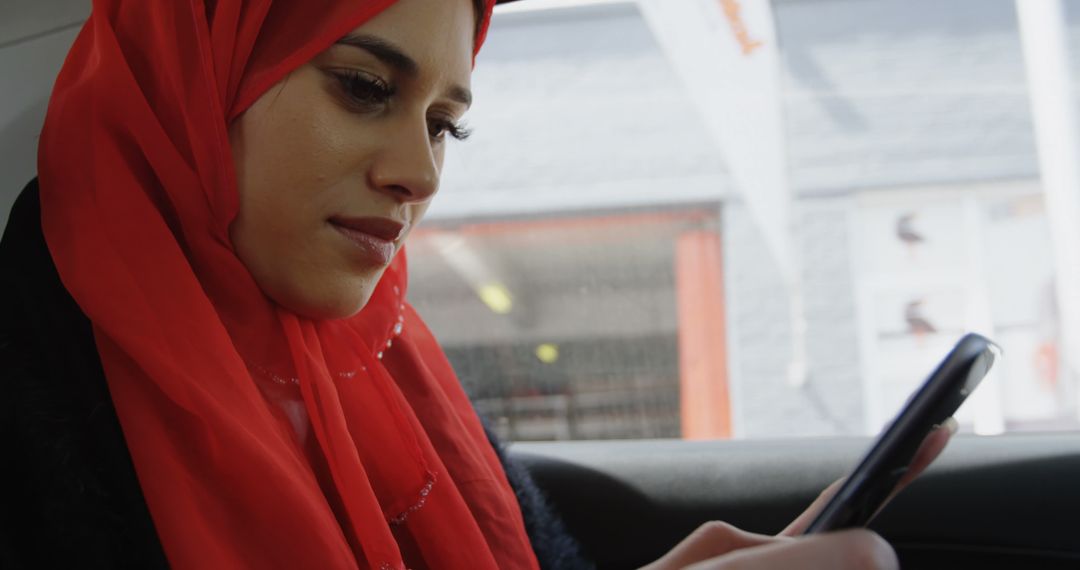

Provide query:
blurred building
left=408, top=0, right=1080, bottom=440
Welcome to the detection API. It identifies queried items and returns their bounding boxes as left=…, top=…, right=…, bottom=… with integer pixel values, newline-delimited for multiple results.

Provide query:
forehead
left=349, top=0, right=475, bottom=85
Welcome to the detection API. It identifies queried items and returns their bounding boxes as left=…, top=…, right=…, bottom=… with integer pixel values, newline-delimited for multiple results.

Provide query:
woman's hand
left=641, top=523, right=897, bottom=570
left=642, top=418, right=957, bottom=569
left=780, top=416, right=956, bottom=536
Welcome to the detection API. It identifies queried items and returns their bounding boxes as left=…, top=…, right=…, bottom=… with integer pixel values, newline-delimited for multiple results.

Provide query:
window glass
left=407, top=0, right=1080, bottom=440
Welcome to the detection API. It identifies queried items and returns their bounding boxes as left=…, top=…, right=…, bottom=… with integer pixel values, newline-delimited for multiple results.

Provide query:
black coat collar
left=1, top=179, right=169, bottom=568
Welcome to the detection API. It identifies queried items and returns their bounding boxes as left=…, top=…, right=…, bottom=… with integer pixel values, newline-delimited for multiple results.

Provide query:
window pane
left=409, top=0, right=1080, bottom=440
left=408, top=213, right=718, bottom=440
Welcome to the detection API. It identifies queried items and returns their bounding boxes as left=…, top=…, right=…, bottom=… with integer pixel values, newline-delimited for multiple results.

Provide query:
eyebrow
left=335, top=33, right=473, bottom=109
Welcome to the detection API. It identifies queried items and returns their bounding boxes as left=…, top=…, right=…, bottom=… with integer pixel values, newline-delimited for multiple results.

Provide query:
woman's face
left=229, top=0, right=475, bottom=319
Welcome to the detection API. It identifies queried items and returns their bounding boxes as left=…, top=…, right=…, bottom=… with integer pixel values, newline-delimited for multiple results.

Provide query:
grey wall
left=725, top=198, right=865, bottom=436
left=440, top=0, right=1080, bottom=217
left=0, top=0, right=87, bottom=231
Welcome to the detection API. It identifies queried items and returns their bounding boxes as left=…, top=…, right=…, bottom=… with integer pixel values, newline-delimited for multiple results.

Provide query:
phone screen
left=803, top=333, right=1000, bottom=534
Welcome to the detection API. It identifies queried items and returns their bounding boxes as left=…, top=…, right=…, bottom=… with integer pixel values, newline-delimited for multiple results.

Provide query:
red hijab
left=37, top=1, right=538, bottom=568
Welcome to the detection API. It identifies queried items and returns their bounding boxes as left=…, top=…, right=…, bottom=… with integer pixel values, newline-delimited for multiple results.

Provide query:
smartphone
left=803, top=332, right=1000, bottom=534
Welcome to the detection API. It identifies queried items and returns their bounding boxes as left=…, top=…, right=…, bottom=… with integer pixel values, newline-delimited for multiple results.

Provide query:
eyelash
left=430, top=117, right=472, bottom=141
left=333, top=69, right=395, bottom=107
left=331, top=69, right=472, bottom=142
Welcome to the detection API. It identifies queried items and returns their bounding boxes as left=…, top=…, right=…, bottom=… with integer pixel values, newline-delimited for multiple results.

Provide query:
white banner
left=639, top=0, right=808, bottom=388
left=638, top=0, right=793, bottom=283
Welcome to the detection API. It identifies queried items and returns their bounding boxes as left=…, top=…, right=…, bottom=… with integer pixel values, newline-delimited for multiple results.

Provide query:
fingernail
left=941, top=417, right=958, bottom=435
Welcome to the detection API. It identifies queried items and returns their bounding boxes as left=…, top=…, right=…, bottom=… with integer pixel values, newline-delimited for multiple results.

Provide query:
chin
left=306, top=296, right=371, bottom=321
left=276, top=284, right=375, bottom=321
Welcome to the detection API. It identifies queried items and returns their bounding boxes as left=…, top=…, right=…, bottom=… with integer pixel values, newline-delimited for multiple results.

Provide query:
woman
left=0, top=0, right=951, bottom=568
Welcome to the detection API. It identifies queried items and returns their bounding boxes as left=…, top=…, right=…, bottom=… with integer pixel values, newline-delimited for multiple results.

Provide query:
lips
left=327, top=216, right=407, bottom=241
left=328, top=216, right=407, bottom=266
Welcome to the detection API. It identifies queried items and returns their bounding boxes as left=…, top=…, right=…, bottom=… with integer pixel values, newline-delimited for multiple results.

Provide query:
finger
left=780, top=418, right=957, bottom=537
left=687, top=529, right=898, bottom=570
left=640, top=521, right=787, bottom=570
left=779, top=478, right=844, bottom=537
left=873, top=417, right=957, bottom=519
left=897, top=417, right=957, bottom=489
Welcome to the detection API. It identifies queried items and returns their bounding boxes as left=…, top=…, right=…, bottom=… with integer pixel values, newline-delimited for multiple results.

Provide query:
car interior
left=3, top=0, right=1080, bottom=568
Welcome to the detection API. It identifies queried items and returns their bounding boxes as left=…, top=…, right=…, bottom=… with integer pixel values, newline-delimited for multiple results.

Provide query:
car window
left=407, top=0, right=1080, bottom=441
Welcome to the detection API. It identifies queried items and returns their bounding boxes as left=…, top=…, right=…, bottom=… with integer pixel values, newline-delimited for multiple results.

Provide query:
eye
left=428, top=117, right=472, bottom=142
left=331, top=69, right=395, bottom=109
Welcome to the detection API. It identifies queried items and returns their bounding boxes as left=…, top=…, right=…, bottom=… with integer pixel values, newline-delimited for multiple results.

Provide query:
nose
left=368, top=120, right=440, bottom=203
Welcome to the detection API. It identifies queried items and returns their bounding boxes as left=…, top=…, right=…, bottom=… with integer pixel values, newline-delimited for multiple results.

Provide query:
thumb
left=641, top=521, right=787, bottom=570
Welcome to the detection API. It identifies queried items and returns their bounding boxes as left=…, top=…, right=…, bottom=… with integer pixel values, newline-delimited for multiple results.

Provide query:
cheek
left=235, top=99, right=348, bottom=215
left=231, top=110, right=323, bottom=268
left=227, top=75, right=379, bottom=318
